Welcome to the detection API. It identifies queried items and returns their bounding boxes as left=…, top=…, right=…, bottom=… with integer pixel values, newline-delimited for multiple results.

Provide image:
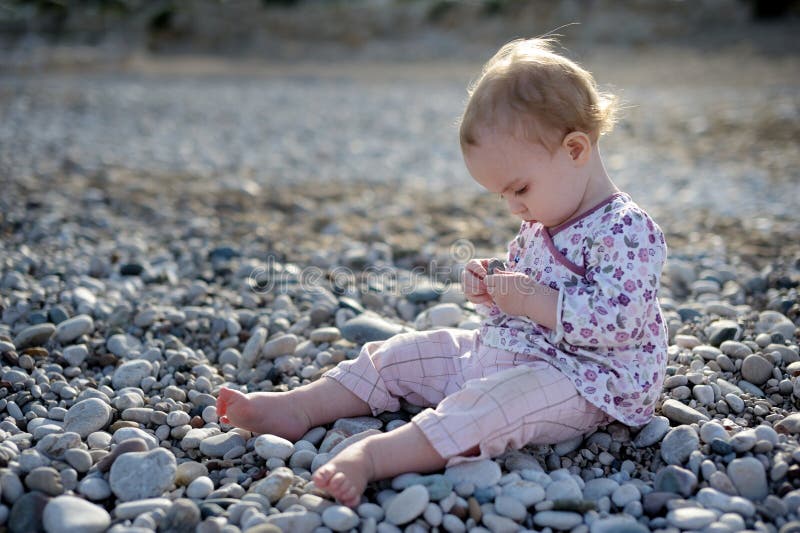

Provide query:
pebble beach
left=1, top=40, right=800, bottom=533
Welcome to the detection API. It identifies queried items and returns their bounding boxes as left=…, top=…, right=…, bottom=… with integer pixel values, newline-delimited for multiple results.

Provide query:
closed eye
left=514, top=186, right=528, bottom=196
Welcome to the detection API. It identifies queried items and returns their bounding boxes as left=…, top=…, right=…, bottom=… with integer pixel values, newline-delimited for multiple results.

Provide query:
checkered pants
left=323, top=328, right=608, bottom=466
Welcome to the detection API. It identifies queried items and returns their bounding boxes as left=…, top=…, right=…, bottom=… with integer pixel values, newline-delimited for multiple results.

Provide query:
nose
left=507, top=197, right=525, bottom=216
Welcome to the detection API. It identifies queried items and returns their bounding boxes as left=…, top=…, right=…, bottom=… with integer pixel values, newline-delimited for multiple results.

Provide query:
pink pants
left=323, top=328, right=608, bottom=466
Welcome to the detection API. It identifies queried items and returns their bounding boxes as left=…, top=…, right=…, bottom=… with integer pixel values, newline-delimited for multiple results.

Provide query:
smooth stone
left=109, top=448, right=177, bottom=501
left=113, top=498, right=172, bottom=520
left=241, top=326, right=267, bottom=367
left=78, top=477, right=112, bottom=500
left=310, top=327, right=341, bottom=344
left=611, top=484, right=641, bottom=507
left=106, top=333, right=142, bottom=357
left=583, top=478, right=619, bottom=500
left=727, top=457, right=768, bottom=501
left=62, top=344, right=89, bottom=366
left=756, top=311, right=795, bottom=338
left=54, top=314, right=94, bottom=344
left=730, top=429, right=757, bottom=452
left=187, top=476, right=215, bottom=499
left=176, top=461, right=209, bottom=486
left=43, top=495, right=111, bottom=533
left=661, top=425, right=699, bottom=465
left=64, top=448, right=93, bottom=473
left=482, top=513, right=520, bottom=532
left=322, top=505, right=360, bottom=531
left=265, top=510, right=322, bottom=533
left=693, top=384, right=715, bottom=405
left=720, top=340, right=753, bottom=359
left=181, top=427, right=221, bottom=449
left=251, top=467, right=293, bottom=504
left=589, top=516, right=649, bottom=533
left=13, top=323, right=55, bottom=349
left=8, top=491, right=49, bottom=533
left=25, top=467, right=63, bottom=496
left=385, top=484, right=429, bottom=525
left=444, top=459, right=501, bottom=489
left=501, top=480, right=546, bottom=506
left=741, top=354, right=775, bottom=385
left=699, top=421, right=729, bottom=443
left=533, top=510, right=583, bottom=530
left=261, top=334, right=299, bottom=359
left=661, top=399, right=709, bottom=424
left=199, top=433, right=245, bottom=458
left=112, top=359, right=153, bottom=388
left=724, top=393, right=745, bottom=414
left=332, top=416, right=383, bottom=435
left=554, top=434, right=584, bottom=456
left=425, top=303, right=463, bottom=328
left=493, top=495, right=526, bottom=521
left=254, top=434, right=295, bottom=460
left=633, top=416, right=670, bottom=447
left=654, top=465, right=697, bottom=497
left=341, top=314, right=403, bottom=344
left=706, top=320, right=741, bottom=346
left=97, top=438, right=149, bottom=473
left=159, top=498, right=200, bottom=533
left=407, top=283, right=444, bottom=303
left=546, top=479, right=583, bottom=501
left=113, top=427, right=158, bottom=449
left=667, top=507, right=717, bottom=529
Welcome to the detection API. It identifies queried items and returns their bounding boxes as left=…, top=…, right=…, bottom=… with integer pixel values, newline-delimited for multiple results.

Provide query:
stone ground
left=0, top=37, right=799, bottom=533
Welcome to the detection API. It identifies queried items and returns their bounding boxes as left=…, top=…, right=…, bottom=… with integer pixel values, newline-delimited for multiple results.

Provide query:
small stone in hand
left=487, top=258, right=506, bottom=275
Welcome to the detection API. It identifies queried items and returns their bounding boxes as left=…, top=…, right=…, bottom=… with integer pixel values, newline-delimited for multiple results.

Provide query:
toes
left=312, top=466, right=335, bottom=488
left=329, top=472, right=348, bottom=492
left=216, top=387, right=232, bottom=415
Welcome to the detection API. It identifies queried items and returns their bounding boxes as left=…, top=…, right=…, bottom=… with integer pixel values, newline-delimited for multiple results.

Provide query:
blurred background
left=1, top=0, right=799, bottom=273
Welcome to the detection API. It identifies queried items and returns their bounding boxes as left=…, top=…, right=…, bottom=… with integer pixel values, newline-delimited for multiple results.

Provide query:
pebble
left=63, top=398, right=112, bottom=438
left=199, top=433, right=246, bottom=457
left=661, top=399, right=709, bottom=424
left=533, top=510, right=583, bottom=530
left=727, top=457, right=769, bottom=501
left=322, top=505, right=360, bottom=531
left=261, top=334, right=299, bottom=359
left=654, top=465, right=697, bottom=497
left=187, top=476, right=215, bottom=499
left=8, top=491, right=50, bottom=533
left=741, top=354, right=775, bottom=385
left=112, top=359, right=153, bottom=388
left=265, top=510, right=322, bottom=532
left=385, top=484, right=429, bottom=525
left=43, top=495, right=111, bottom=533
left=667, top=507, right=717, bottom=529
left=633, top=416, right=670, bottom=447
left=661, top=425, right=699, bottom=465
left=444, top=459, right=501, bottom=488
left=109, top=448, right=177, bottom=501
left=13, top=323, right=55, bottom=348
left=25, top=467, right=63, bottom=496
left=341, top=314, right=403, bottom=344
left=54, top=314, right=94, bottom=344
left=254, top=434, right=295, bottom=460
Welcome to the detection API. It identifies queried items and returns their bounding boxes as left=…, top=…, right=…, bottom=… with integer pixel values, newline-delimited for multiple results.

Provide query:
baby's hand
left=483, top=269, right=537, bottom=318
left=461, top=258, right=493, bottom=305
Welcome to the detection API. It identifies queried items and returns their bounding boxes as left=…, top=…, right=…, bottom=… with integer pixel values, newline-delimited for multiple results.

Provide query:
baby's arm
left=483, top=270, right=559, bottom=329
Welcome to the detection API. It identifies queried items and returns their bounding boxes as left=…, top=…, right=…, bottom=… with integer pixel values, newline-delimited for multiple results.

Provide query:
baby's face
left=463, top=130, right=589, bottom=229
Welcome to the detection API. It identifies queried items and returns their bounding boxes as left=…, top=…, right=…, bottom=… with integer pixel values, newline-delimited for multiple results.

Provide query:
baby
left=217, top=37, right=668, bottom=508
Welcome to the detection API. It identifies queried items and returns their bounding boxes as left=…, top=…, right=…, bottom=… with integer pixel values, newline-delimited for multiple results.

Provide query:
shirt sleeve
left=547, top=208, right=667, bottom=350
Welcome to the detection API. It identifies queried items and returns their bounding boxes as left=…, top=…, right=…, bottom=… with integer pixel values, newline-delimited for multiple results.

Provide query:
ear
left=561, top=131, right=592, bottom=165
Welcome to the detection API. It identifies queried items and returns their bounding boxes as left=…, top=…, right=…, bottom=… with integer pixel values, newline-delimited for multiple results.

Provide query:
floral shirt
left=478, top=192, right=668, bottom=427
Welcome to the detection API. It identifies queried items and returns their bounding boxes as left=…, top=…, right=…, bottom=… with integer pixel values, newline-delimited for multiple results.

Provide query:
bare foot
left=312, top=441, right=375, bottom=508
left=216, top=387, right=311, bottom=441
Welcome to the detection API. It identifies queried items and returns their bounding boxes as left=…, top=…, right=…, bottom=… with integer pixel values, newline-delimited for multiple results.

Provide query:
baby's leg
left=412, top=361, right=607, bottom=465
left=312, top=421, right=449, bottom=507
left=216, top=377, right=371, bottom=441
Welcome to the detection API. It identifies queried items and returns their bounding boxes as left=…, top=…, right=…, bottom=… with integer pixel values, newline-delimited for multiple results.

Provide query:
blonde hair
left=460, top=38, right=617, bottom=152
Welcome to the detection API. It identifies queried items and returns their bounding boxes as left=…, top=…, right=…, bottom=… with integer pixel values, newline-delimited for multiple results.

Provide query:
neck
left=577, top=144, right=618, bottom=215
